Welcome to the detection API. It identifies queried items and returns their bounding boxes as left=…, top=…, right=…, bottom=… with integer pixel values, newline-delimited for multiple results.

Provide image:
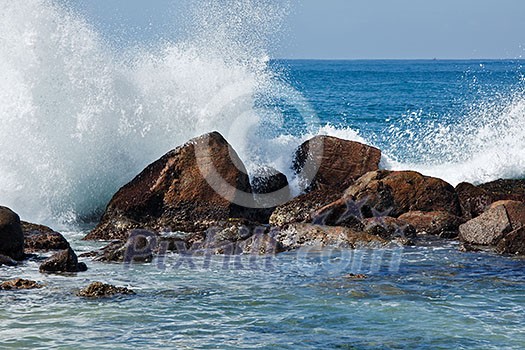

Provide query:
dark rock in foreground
left=22, top=221, right=70, bottom=253
left=39, top=247, right=88, bottom=273
left=85, top=132, right=256, bottom=241
left=76, top=282, right=135, bottom=298
left=0, top=206, right=25, bottom=261
left=0, top=278, right=43, bottom=290
left=293, top=135, right=381, bottom=192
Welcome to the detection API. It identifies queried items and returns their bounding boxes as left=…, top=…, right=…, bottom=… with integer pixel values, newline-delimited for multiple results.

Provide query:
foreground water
left=1, top=232, right=525, bottom=349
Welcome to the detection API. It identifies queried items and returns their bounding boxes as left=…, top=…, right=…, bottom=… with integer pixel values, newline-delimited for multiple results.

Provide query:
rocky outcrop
left=85, top=132, right=256, bottom=241
left=22, top=221, right=70, bottom=253
left=0, top=278, right=43, bottom=290
left=314, top=170, right=461, bottom=225
left=275, top=223, right=386, bottom=251
left=76, top=282, right=135, bottom=298
left=459, top=200, right=525, bottom=253
left=293, top=135, right=381, bottom=192
left=0, top=206, right=24, bottom=260
left=398, top=211, right=464, bottom=238
left=39, top=247, right=88, bottom=273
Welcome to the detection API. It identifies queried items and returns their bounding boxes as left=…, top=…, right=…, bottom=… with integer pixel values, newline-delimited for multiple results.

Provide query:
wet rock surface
left=39, top=247, right=88, bottom=273
left=22, top=221, right=70, bottom=253
left=0, top=278, right=43, bottom=290
left=85, top=132, right=256, bottom=241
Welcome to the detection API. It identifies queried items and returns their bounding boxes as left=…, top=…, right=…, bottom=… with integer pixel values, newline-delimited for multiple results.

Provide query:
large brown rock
left=398, top=211, right=464, bottom=238
left=314, top=170, right=461, bottom=224
left=0, top=206, right=24, bottom=260
left=456, top=179, right=525, bottom=220
left=21, top=221, right=70, bottom=253
left=458, top=204, right=513, bottom=245
left=293, top=135, right=381, bottom=192
left=459, top=200, right=525, bottom=254
left=39, top=247, right=88, bottom=273
left=85, top=132, right=256, bottom=240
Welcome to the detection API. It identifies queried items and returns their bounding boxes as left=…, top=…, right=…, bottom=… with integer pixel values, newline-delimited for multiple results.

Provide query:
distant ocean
left=1, top=2, right=525, bottom=349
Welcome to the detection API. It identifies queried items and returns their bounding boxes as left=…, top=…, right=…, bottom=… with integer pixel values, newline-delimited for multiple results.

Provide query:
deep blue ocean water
left=1, top=2, right=525, bottom=349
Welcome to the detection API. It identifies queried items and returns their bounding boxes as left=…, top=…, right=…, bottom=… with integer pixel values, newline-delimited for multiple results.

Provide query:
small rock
left=343, top=273, right=367, bottom=280
left=76, top=282, right=135, bottom=298
left=0, top=278, right=43, bottom=290
left=39, top=247, right=88, bottom=273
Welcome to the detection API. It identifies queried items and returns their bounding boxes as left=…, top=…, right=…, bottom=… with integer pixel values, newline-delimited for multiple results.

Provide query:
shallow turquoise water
left=1, top=232, right=524, bottom=349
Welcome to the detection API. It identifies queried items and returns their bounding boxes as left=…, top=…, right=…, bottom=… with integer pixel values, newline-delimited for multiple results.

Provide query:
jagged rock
left=21, top=221, right=70, bottom=253
left=398, top=211, right=464, bottom=238
left=39, top=247, right=88, bottom=273
left=314, top=170, right=461, bottom=224
left=0, top=206, right=24, bottom=260
left=293, top=135, right=381, bottom=192
left=76, top=282, right=135, bottom=298
left=269, top=189, right=342, bottom=227
left=0, top=278, right=43, bottom=290
left=85, top=132, right=257, bottom=241
left=274, top=223, right=386, bottom=251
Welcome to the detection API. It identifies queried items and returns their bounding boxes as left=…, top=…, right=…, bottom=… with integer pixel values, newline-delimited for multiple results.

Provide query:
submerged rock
left=21, top=221, right=70, bottom=253
left=85, top=132, right=257, bottom=241
left=0, top=206, right=25, bottom=261
left=39, top=247, right=88, bottom=273
left=0, top=278, right=43, bottom=290
left=76, top=282, right=135, bottom=298
left=293, top=135, right=381, bottom=192
left=0, top=254, right=18, bottom=266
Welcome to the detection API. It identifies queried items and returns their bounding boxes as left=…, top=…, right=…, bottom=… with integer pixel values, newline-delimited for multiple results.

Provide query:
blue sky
left=70, top=0, right=525, bottom=59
